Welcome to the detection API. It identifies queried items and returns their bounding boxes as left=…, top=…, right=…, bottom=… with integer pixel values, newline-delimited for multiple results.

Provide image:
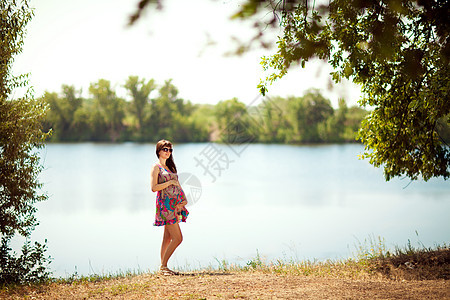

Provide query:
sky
left=13, top=0, right=362, bottom=108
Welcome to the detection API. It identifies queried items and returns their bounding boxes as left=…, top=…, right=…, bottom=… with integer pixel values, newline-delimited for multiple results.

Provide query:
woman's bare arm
left=150, top=164, right=179, bottom=192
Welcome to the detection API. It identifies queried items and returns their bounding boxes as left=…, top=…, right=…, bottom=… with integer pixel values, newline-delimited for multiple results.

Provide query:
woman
left=150, top=139, right=188, bottom=275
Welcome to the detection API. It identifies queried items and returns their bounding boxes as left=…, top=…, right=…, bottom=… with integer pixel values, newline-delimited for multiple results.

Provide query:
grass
left=236, top=236, right=450, bottom=281
left=66, top=238, right=448, bottom=281
left=1, top=236, right=449, bottom=297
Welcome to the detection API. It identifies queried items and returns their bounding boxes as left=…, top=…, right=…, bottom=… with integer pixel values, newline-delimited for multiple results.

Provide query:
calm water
left=17, top=143, right=450, bottom=277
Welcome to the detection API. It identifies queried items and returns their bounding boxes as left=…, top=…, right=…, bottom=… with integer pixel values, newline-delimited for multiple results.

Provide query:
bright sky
left=13, top=0, right=362, bottom=108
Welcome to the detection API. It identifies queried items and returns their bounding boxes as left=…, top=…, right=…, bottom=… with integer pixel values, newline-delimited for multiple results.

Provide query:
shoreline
left=2, top=247, right=449, bottom=299
left=2, top=269, right=449, bottom=300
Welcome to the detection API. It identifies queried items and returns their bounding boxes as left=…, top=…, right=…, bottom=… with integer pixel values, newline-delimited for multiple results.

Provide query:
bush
left=0, top=237, right=52, bottom=285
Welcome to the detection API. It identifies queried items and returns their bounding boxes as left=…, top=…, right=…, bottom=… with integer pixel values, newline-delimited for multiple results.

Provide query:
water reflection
left=38, top=143, right=449, bottom=212
left=39, top=143, right=154, bottom=213
left=33, top=143, right=449, bottom=277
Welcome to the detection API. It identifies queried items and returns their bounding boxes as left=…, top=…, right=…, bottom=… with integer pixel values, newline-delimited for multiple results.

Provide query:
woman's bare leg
left=160, top=226, right=171, bottom=264
left=160, top=222, right=183, bottom=267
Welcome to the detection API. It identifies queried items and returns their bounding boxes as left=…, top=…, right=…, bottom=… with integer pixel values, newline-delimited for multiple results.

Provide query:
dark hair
left=156, top=139, right=177, bottom=173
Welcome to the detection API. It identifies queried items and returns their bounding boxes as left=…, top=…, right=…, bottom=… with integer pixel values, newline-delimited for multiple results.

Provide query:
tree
left=124, top=76, right=156, bottom=140
left=187, top=104, right=214, bottom=142
left=214, top=98, right=257, bottom=144
left=41, top=85, right=83, bottom=141
left=289, top=90, right=334, bottom=143
left=146, top=79, right=199, bottom=141
left=0, top=0, right=51, bottom=283
left=344, top=105, right=370, bottom=142
left=147, top=79, right=178, bottom=140
left=128, top=0, right=449, bottom=181
left=325, top=98, right=348, bottom=143
left=257, top=96, right=291, bottom=143
left=89, top=79, right=125, bottom=142
left=240, top=0, right=450, bottom=181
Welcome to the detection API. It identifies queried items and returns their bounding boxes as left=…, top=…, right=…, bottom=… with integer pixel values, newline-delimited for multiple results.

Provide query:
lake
left=17, top=143, right=450, bottom=277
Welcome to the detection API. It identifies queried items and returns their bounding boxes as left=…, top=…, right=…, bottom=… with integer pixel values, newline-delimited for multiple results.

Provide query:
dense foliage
left=234, top=0, right=450, bottom=181
left=41, top=79, right=212, bottom=143
left=0, top=239, right=50, bottom=284
left=41, top=79, right=368, bottom=144
left=0, top=0, right=51, bottom=284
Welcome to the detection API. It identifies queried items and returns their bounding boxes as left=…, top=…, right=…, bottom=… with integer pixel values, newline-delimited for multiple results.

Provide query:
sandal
left=159, top=266, right=178, bottom=276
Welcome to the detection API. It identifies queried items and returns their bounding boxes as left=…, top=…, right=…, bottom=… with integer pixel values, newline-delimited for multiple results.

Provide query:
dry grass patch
left=1, top=241, right=449, bottom=299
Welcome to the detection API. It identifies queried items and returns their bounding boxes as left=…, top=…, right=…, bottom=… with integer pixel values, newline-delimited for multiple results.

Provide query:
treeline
left=41, top=76, right=369, bottom=143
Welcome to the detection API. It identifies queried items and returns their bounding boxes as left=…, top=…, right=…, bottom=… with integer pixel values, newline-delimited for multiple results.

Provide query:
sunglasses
left=162, top=147, right=173, bottom=153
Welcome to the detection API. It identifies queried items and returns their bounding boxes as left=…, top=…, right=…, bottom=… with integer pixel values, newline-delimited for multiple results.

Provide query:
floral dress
left=153, top=164, right=189, bottom=226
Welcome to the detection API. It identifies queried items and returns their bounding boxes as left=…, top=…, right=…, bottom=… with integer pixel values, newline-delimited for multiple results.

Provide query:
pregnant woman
left=150, top=139, right=189, bottom=275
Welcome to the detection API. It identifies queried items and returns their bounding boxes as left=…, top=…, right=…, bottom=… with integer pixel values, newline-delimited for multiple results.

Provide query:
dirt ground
left=3, top=271, right=450, bottom=299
